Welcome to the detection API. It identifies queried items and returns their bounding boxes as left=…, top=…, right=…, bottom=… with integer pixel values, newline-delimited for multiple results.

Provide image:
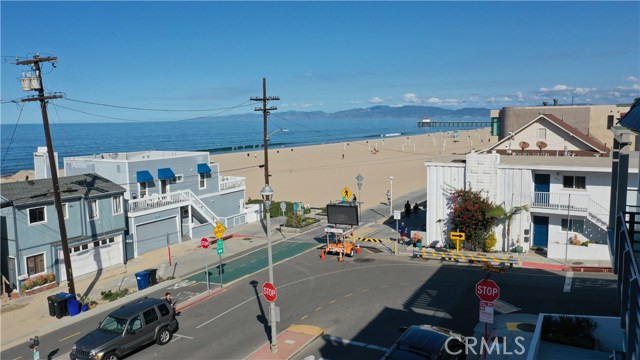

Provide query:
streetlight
left=260, top=184, right=278, bottom=353
left=389, top=176, right=394, bottom=216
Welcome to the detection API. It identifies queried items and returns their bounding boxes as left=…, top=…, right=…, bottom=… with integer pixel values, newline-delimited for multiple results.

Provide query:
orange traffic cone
left=356, top=243, right=361, bottom=253
left=338, top=251, right=344, bottom=262
left=320, top=250, right=326, bottom=261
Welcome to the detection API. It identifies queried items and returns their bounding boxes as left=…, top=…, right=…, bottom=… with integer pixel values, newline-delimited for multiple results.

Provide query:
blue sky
left=1, top=1, right=639, bottom=124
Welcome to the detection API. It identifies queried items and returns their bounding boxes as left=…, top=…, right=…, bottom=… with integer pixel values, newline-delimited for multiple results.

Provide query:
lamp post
left=389, top=176, right=394, bottom=216
left=260, top=184, right=278, bottom=353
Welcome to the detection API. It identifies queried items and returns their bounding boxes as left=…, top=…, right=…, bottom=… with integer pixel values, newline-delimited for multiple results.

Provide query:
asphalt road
left=2, top=237, right=619, bottom=360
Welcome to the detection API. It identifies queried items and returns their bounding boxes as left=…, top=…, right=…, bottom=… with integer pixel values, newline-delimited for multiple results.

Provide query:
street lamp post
left=260, top=184, right=278, bottom=353
left=389, top=176, right=394, bottom=216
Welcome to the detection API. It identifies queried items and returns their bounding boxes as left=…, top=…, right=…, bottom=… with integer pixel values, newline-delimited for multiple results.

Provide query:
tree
left=487, top=204, right=529, bottom=251
left=449, top=187, right=500, bottom=251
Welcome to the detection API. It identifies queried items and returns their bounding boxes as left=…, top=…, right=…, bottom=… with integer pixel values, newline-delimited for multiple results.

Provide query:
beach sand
left=213, top=128, right=495, bottom=209
left=1, top=128, right=496, bottom=210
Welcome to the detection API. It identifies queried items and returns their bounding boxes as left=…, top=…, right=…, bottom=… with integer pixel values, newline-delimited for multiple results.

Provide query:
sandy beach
left=1, top=128, right=495, bottom=210
left=213, top=128, right=495, bottom=209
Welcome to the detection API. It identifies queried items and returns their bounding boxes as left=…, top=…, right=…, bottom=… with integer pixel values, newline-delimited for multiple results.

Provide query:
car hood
left=74, top=329, right=121, bottom=350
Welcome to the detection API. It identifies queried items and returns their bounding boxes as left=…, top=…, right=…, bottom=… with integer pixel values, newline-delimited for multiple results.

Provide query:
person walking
left=398, top=222, right=407, bottom=243
left=164, top=292, right=177, bottom=316
left=386, top=190, right=391, bottom=205
left=413, top=202, right=420, bottom=217
left=404, top=200, right=411, bottom=217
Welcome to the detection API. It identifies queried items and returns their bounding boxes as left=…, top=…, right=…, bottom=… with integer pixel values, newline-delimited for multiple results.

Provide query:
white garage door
left=59, top=235, right=123, bottom=282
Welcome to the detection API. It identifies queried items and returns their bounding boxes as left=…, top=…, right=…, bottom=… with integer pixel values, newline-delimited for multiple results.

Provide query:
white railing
left=188, top=191, right=221, bottom=224
left=128, top=189, right=220, bottom=225
left=531, top=192, right=589, bottom=211
left=588, top=199, right=610, bottom=225
left=219, top=176, right=245, bottom=191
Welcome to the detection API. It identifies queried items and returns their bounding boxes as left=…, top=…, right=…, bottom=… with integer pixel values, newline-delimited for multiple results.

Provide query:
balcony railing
left=219, top=176, right=245, bottom=191
left=128, top=191, right=190, bottom=213
left=531, top=192, right=589, bottom=211
left=615, top=212, right=640, bottom=360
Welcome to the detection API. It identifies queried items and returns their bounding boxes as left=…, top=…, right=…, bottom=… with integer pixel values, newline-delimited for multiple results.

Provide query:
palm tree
left=487, top=204, right=529, bottom=251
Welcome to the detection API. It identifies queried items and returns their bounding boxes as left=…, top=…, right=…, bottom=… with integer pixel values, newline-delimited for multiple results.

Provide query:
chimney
left=553, top=99, right=558, bottom=106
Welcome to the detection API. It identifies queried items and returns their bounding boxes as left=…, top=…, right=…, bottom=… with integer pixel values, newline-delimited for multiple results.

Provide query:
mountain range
left=213, top=105, right=490, bottom=121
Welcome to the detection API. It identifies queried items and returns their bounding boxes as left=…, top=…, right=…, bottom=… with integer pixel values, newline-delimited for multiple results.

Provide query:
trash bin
left=54, top=293, right=75, bottom=318
left=135, top=271, right=150, bottom=291
left=68, top=298, right=81, bottom=317
left=144, top=268, right=158, bottom=286
left=47, top=294, right=58, bottom=317
left=81, top=303, right=90, bottom=312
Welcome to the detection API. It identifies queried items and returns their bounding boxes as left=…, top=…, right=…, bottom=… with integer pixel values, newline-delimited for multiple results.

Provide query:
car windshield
left=99, top=315, right=128, bottom=334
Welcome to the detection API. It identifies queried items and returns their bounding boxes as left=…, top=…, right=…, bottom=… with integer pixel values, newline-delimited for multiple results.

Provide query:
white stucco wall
left=426, top=162, right=465, bottom=245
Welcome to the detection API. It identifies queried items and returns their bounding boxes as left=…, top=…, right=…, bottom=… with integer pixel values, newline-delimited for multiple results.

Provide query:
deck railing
left=531, top=192, right=589, bottom=211
left=219, top=176, right=245, bottom=191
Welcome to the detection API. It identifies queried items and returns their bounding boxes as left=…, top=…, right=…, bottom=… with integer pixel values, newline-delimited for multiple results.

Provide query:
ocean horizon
left=0, top=116, right=488, bottom=176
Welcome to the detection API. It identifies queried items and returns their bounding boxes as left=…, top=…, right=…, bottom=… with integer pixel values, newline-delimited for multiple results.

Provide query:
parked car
left=381, top=325, right=466, bottom=360
left=70, top=297, right=178, bottom=360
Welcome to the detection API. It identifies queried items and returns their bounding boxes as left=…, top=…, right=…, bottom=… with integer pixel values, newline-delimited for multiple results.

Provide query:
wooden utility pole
left=250, top=78, right=279, bottom=186
left=16, top=55, right=75, bottom=296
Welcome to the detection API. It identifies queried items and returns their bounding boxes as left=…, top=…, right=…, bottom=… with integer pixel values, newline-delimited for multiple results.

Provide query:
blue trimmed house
left=64, top=151, right=255, bottom=261
left=0, top=174, right=126, bottom=292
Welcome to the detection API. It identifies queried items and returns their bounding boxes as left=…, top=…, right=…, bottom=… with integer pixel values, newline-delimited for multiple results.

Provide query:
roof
left=1, top=173, right=125, bottom=207
left=619, top=98, right=640, bottom=133
left=109, top=297, right=164, bottom=319
left=485, top=114, right=609, bottom=154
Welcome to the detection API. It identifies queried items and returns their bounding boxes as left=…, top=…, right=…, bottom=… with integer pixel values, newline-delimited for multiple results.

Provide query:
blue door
left=534, top=174, right=550, bottom=206
left=533, top=216, right=549, bottom=247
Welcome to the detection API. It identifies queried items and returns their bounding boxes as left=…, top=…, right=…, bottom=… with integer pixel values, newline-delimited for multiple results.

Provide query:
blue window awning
left=197, top=163, right=212, bottom=174
left=157, top=168, right=176, bottom=180
left=136, top=170, right=153, bottom=183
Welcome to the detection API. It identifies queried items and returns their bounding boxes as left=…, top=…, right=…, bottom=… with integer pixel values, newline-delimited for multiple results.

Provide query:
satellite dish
left=536, top=141, right=548, bottom=151
left=519, top=141, right=530, bottom=151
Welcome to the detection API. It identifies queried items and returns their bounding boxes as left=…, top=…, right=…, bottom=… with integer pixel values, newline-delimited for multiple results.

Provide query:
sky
left=1, top=1, right=639, bottom=124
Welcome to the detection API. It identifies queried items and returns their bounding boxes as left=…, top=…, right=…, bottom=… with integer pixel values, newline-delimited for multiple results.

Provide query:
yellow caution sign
left=214, top=222, right=226, bottom=239
left=341, top=187, right=353, bottom=199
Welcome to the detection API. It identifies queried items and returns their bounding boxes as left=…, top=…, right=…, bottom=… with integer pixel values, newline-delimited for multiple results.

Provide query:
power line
left=0, top=104, right=25, bottom=169
left=64, top=98, right=252, bottom=112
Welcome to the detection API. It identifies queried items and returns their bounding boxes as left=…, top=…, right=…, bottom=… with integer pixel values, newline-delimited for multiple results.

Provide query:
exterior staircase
left=127, top=189, right=222, bottom=227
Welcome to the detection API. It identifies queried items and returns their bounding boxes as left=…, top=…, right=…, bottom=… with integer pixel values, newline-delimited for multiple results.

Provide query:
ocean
left=0, top=117, right=488, bottom=176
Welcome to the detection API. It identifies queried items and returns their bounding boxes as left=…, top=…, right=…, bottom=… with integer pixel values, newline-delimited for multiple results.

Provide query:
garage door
left=135, top=217, right=179, bottom=256
left=59, top=235, right=123, bottom=282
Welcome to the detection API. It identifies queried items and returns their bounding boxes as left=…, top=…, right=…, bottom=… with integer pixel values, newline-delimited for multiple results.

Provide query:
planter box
left=24, top=282, right=59, bottom=296
left=280, top=219, right=323, bottom=234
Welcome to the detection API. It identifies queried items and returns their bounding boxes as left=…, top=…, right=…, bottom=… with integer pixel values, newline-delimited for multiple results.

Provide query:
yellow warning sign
left=214, top=222, right=226, bottom=239
left=341, top=187, right=353, bottom=199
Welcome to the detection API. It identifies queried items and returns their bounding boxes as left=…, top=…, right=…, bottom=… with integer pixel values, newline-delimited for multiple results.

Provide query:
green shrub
left=285, top=213, right=317, bottom=228
left=100, top=288, right=130, bottom=302
left=484, top=233, right=497, bottom=252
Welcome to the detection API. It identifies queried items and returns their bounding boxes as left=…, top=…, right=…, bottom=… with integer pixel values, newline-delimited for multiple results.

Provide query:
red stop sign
left=476, top=279, right=500, bottom=302
left=262, top=282, right=277, bottom=302
left=200, top=237, right=210, bottom=249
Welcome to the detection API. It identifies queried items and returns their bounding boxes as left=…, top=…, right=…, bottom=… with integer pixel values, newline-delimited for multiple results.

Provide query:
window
left=89, top=199, right=99, bottom=219
left=143, top=308, right=159, bottom=325
left=62, top=203, right=68, bottom=219
left=139, top=182, right=148, bottom=198
left=563, top=176, right=586, bottom=189
left=160, top=180, right=169, bottom=194
left=112, top=196, right=122, bottom=214
left=128, top=315, right=143, bottom=332
left=199, top=173, right=206, bottom=189
left=537, top=128, right=547, bottom=139
left=28, top=206, right=46, bottom=225
left=561, top=219, right=584, bottom=233
left=171, top=174, right=183, bottom=184
left=157, top=303, right=171, bottom=317
left=26, top=253, right=45, bottom=276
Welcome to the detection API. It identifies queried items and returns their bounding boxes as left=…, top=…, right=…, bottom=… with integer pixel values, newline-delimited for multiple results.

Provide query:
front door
left=534, top=174, right=550, bottom=206
left=533, top=216, right=549, bottom=247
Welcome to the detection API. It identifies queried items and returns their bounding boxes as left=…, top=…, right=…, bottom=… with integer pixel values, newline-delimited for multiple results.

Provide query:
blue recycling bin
left=53, top=293, right=75, bottom=318
left=67, top=298, right=81, bottom=317
left=135, top=271, right=151, bottom=290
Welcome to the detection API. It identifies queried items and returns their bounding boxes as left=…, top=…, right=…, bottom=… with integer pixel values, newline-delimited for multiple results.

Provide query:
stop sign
left=262, top=282, right=277, bottom=302
left=476, top=279, right=500, bottom=302
left=200, top=237, right=210, bottom=249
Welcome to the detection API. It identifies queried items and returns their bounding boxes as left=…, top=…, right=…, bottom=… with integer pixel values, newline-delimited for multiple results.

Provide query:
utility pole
left=16, top=54, right=75, bottom=296
left=250, top=78, right=279, bottom=186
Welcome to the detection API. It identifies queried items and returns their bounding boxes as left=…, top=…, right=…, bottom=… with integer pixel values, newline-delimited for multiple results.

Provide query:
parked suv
left=70, top=297, right=178, bottom=360
left=381, top=325, right=466, bottom=360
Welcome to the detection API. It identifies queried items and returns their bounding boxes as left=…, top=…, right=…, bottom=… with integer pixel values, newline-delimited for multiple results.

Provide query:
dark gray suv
left=70, top=297, right=178, bottom=360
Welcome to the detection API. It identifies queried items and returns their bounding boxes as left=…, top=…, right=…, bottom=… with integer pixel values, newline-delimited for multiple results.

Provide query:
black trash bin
left=145, top=268, right=158, bottom=286
left=52, top=294, right=70, bottom=318
left=47, top=294, right=58, bottom=317
left=135, top=271, right=150, bottom=291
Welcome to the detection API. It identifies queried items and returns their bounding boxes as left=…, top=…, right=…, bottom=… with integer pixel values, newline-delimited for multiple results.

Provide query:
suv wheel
left=156, top=327, right=172, bottom=345
left=103, top=352, right=120, bottom=360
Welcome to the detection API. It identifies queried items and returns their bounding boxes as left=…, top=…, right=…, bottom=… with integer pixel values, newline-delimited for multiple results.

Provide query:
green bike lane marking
left=188, top=241, right=318, bottom=284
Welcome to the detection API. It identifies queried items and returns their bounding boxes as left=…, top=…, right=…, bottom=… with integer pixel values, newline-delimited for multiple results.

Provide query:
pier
left=417, top=120, right=491, bottom=128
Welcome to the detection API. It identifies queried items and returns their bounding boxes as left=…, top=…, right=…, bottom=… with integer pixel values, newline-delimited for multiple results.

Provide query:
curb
left=245, top=324, right=324, bottom=360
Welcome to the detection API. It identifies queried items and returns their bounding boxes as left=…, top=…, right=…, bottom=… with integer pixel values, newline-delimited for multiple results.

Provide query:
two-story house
left=64, top=150, right=253, bottom=260
left=0, top=174, right=126, bottom=291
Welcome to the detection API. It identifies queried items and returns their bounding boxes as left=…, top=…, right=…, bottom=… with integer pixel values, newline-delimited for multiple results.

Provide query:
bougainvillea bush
left=449, top=187, right=499, bottom=251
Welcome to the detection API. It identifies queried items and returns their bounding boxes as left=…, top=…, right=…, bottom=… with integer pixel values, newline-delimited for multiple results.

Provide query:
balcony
left=531, top=192, right=589, bottom=212
left=219, top=176, right=245, bottom=191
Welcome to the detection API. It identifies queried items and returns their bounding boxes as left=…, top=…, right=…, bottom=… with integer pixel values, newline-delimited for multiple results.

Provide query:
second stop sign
left=262, top=281, right=277, bottom=302
left=476, top=279, right=500, bottom=302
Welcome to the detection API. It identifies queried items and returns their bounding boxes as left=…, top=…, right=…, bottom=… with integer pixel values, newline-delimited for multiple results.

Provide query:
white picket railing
left=128, top=189, right=221, bottom=225
left=530, top=191, right=609, bottom=227
left=220, top=176, right=245, bottom=191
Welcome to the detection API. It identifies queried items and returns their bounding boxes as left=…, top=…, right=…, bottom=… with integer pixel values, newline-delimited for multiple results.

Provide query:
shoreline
left=2, top=128, right=495, bottom=210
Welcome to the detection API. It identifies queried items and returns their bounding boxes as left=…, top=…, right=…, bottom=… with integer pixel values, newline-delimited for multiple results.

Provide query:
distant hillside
left=211, top=105, right=490, bottom=121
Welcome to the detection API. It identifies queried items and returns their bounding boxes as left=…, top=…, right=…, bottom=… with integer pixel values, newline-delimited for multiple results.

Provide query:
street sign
left=449, top=231, right=466, bottom=241
left=262, top=281, right=277, bottom=302
left=200, top=237, right=210, bottom=249
left=394, top=210, right=401, bottom=220
left=214, top=222, right=226, bottom=239
left=280, top=201, right=286, bottom=216
left=476, top=279, right=500, bottom=302
left=356, top=174, right=364, bottom=191
left=479, top=301, right=494, bottom=324
left=341, top=187, right=353, bottom=199
left=217, top=240, right=224, bottom=255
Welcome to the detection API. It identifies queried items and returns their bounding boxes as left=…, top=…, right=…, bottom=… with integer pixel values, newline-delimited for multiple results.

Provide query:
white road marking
left=564, top=271, right=573, bottom=293
left=324, top=335, right=388, bottom=352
